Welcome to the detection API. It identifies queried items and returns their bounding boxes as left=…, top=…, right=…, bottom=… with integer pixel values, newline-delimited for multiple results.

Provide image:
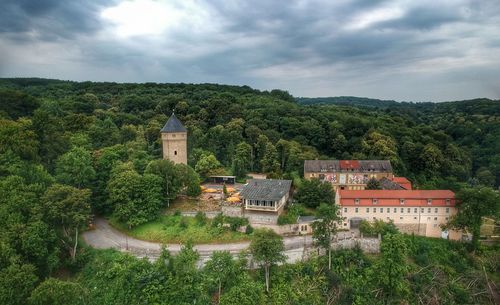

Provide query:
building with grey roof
left=240, top=179, right=292, bottom=213
left=304, top=160, right=393, bottom=191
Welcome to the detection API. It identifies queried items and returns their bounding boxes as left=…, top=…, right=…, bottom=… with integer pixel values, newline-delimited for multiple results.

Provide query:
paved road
left=83, top=218, right=322, bottom=263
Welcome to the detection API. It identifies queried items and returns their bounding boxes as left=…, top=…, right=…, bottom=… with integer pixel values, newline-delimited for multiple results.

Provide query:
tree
left=475, top=167, right=495, bottom=187
left=28, top=278, right=87, bottom=305
left=312, top=203, right=343, bottom=270
left=176, top=163, right=202, bottom=197
left=55, top=146, right=95, bottom=188
left=295, top=178, right=335, bottom=208
left=0, top=118, right=39, bottom=160
left=204, top=251, right=240, bottom=303
left=446, top=187, right=500, bottom=251
left=0, top=264, right=38, bottom=305
left=145, top=159, right=182, bottom=201
left=108, top=162, right=164, bottom=228
left=365, top=177, right=382, bottom=190
left=372, top=234, right=408, bottom=300
left=260, top=142, right=280, bottom=174
left=220, top=274, right=264, bottom=305
left=249, top=229, right=286, bottom=292
left=195, top=153, right=223, bottom=179
left=232, top=142, right=252, bottom=178
left=42, top=184, right=91, bottom=260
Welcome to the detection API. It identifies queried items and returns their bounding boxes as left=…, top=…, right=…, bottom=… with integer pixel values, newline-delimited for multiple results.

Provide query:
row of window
left=354, top=198, right=451, bottom=205
left=344, top=207, right=450, bottom=214
left=246, top=199, right=276, bottom=207
left=345, top=217, right=448, bottom=226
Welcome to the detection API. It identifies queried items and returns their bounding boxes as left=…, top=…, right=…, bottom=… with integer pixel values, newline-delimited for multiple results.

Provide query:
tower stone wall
left=161, top=131, right=187, bottom=164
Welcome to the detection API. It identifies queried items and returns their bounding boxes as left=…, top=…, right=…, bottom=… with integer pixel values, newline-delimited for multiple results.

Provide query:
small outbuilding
left=209, top=175, right=236, bottom=184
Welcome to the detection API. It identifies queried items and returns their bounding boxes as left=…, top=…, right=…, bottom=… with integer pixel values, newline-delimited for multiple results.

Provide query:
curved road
left=83, top=218, right=325, bottom=264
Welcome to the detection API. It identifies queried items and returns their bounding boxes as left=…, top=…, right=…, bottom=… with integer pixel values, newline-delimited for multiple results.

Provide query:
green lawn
left=109, top=214, right=250, bottom=244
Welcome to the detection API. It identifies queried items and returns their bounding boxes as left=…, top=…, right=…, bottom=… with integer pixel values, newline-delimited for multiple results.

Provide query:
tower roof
left=161, top=113, right=187, bottom=133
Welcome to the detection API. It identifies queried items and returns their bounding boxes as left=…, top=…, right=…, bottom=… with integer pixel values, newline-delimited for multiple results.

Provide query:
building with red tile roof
left=337, top=189, right=461, bottom=240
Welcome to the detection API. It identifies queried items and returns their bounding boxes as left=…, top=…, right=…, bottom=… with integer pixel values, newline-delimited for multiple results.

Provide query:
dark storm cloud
left=0, top=0, right=114, bottom=41
left=0, top=0, right=499, bottom=101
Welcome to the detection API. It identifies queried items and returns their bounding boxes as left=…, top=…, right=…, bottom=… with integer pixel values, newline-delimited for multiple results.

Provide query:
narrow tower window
left=174, top=150, right=177, bottom=155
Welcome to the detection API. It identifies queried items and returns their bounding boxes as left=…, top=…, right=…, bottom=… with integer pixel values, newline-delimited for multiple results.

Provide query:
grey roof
left=240, top=179, right=292, bottom=201
left=304, top=160, right=393, bottom=173
left=160, top=113, right=187, bottom=133
left=379, top=177, right=405, bottom=190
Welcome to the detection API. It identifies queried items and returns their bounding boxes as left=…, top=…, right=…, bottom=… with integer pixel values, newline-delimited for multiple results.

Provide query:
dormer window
left=355, top=198, right=360, bottom=205
left=427, top=199, right=432, bottom=205
left=400, top=199, right=405, bottom=205
left=446, top=199, right=451, bottom=205
left=372, top=199, right=378, bottom=205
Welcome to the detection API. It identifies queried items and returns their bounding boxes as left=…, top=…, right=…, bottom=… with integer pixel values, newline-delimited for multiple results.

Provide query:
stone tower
left=160, top=113, right=187, bottom=164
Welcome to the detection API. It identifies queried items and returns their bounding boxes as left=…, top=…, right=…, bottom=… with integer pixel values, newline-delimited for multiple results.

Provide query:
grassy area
left=109, top=214, right=250, bottom=244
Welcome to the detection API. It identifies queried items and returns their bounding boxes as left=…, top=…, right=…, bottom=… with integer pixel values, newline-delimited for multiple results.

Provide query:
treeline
left=1, top=78, right=498, bottom=189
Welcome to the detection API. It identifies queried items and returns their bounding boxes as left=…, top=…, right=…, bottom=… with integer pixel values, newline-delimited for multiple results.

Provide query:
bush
left=226, top=216, right=249, bottom=231
left=359, top=219, right=398, bottom=237
left=174, top=210, right=181, bottom=216
left=179, top=217, right=188, bottom=229
left=245, top=225, right=254, bottom=234
left=195, top=211, right=207, bottom=226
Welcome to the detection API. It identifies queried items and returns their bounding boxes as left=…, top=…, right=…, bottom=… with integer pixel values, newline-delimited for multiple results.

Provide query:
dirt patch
left=166, top=196, right=221, bottom=213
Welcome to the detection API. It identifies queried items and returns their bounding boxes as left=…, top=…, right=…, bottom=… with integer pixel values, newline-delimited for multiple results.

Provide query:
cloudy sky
left=1, top=0, right=499, bottom=101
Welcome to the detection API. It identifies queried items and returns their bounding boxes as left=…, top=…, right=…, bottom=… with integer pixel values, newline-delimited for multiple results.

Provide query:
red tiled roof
left=392, top=177, right=410, bottom=184
left=339, top=189, right=454, bottom=199
left=391, top=177, right=412, bottom=190
left=339, top=160, right=360, bottom=170
left=338, top=189, right=456, bottom=207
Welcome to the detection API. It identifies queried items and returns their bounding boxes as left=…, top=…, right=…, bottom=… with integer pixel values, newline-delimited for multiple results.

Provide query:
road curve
left=83, top=218, right=316, bottom=262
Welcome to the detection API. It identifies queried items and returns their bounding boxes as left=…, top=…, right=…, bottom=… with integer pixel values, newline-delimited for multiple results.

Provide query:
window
left=344, top=208, right=347, bottom=213
left=446, top=208, right=449, bottom=213
left=355, top=199, right=360, bottom=205
left=394, top=208, right=397, bottom=213
left=401, top=208, right=404, bottom=213
left=434, top=217, right=437, bottom=221
left=407, top=208, right=410, bottom=213
left=400, top=217, right=403, bottom=220
left=434, top=208, right=438, bottom=213
left=400, top=199, right=405, bottom=205
left=387, top=208, right=390, bottom=213
left=373, top=199, right=378, bottom=205
left=427, top=199, right=432, bottom=205
left=355, top=208, right=358, bottom=213
left=174, top=150, right=177, bottom=155
left=380, top=208, right=384, bottom=213
left=373, top=217, right=376, bottom=220
left=446, top=199, right=451, bottom=205
left=421, top=208, right=424, bottom=213
left=344, top=223, right=347, bottom=226
left=414, top=217, right=417, bottom=220
left=373, top=208, right=376, bottom=213
left=414, top=208, right=417, bottom=213
left=366, top=208, right=370, bottom=213
left=445, top=217, right=449, bottom=220
left=428, top=207, right=431, bottom=213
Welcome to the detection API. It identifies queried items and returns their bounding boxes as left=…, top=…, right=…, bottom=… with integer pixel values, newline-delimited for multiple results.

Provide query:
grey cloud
left=0, top=0, right=499, bottom=101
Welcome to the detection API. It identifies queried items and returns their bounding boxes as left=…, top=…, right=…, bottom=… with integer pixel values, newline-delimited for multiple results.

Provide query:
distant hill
left=296, top=96, right=401, bottom=108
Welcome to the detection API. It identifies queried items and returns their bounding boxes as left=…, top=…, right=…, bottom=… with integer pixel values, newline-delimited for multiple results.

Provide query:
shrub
left=195, top=211, right=207, bottom=226
left=359, top=219, right=398, bottom=237
left=226, top=216, right=249, bottom=231
left=179, top=217, right=188, bottom=229
left=174, top=210, right=181, bottom=216
left=245, top=225, right=254, bottom=234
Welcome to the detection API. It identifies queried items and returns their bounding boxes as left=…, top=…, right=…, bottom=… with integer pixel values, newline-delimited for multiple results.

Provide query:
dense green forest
left=0, top=78, right=499, bottom=304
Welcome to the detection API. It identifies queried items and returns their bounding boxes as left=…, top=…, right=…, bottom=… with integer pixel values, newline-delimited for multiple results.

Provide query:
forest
left=0, top=77, right=499, bottom=304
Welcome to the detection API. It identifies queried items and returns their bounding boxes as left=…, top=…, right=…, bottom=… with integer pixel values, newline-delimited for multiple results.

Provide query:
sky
left=0, top=0, right=499, bottom=101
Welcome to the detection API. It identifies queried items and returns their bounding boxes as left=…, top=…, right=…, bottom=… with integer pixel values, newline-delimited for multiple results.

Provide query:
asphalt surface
left=83, top=218, right=320, bottom=263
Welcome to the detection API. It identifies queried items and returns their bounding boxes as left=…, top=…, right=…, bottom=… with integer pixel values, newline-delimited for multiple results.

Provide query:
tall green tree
left=447, top=187, right=500, bottom=251
left=260, top=142, right=280, bottom=175
left=195, top=153, right=223, bottom=179
left=42, top=184, right=91, bottom=260
left=372, top=234, right=408, bottom=301
left=0, top=264, right=38, bottom=305
left=295, top=178, right=335, bottom=208
left=55, top=146, right=95, bottom=188
left=28, top=278, right=87, bottom=305
left=232, top=141, right=252, bottom=178
left=312, top=203, right=343, bottom=270
left=249, top=229, right=286, bottom=293
left=204, top=251, right=240, bottom=304
left=108, top=162, right=164, bottom=228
